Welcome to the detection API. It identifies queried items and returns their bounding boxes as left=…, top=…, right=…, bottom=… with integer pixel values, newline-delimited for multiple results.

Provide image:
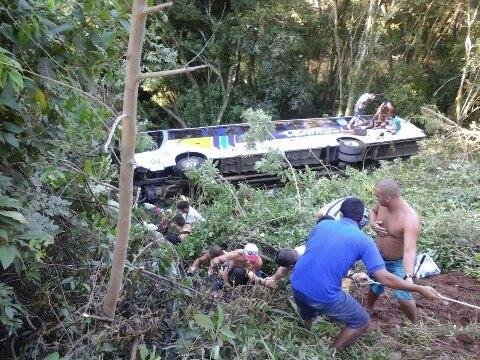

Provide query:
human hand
left=352, top=272, right=370, bottom=285
left=264, top=278, right=277, bottom=288
left=418, top=285, right=441, bottom=300
left=371, top=220, right=388, bottom=236
left=187, top=266, right=196, bottom=276
left=218, top=267, right=229, bottom=282
left=207, top=266, right=214, bottom=276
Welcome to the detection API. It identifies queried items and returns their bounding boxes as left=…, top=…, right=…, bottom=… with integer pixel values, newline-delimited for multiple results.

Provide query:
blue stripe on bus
left=228, top=135, right=235, bottom=147
left=220, top=135, right=229, bottom=150
left=213, top=136, right=220, bottom=149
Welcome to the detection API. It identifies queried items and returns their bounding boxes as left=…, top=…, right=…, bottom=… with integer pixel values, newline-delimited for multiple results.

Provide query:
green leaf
left=3, top=121, right=22, bottom=133
left=3, top=133, right=19, bottom=148
left=0, top=195, right=20, bottom=209
left=216, top=305, right=225, bottom=329
left=9, top=71, right=24, bottom=93
left=0, top=228, right=8, bottom=239
left=18, top=20, right=32, bottom=48
left=211, top=344, right=220, bottom=360
left=139, top=344, right=148, bottom=360
left=5, top=306, right=15, bottom=320
left=99, top=342, right=116, bottom=353
left=219, top=327, right=236, bottom=340
left=194, top=313, right=214, bottom=331
left=0, top=210, right=27, bottom=223
left=0, top=245, right=18, bottom=269
left=43, top=352, right=60, bottom=360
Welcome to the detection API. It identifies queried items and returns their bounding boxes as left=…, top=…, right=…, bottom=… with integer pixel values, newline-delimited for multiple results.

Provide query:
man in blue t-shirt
left=290, top=198, right=440, bottom=350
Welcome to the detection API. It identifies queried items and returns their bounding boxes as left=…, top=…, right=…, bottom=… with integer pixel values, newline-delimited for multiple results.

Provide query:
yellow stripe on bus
left=179, top=137, right=214, bottom=148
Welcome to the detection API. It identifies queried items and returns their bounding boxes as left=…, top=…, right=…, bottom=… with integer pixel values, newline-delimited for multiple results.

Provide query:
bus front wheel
left=175, top=155, right=205, bottom=174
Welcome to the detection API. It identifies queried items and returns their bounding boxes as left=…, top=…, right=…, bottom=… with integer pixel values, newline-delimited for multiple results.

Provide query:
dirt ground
left=351, top=272, right=480, bottom=359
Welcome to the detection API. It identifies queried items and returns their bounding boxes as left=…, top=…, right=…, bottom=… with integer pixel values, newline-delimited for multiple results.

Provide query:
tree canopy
left=0, top=0, right=479, bottom=359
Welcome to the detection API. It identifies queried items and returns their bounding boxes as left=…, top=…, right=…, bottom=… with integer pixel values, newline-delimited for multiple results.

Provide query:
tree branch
left=130, top=336, right=141, bottom=360
left=143, top=2, right=173, bottom=15
left=160, top=104, right=188, bottom=128
left=103, top=114, right=127, bottom=153
left=138, top=65, right=208, bottom=80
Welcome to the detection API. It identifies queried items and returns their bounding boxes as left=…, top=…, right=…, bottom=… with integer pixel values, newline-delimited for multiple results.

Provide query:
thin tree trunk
left=345, top=0, right=380, bottom=115
left=102, top=0, right=148, bottom=319
left=160, top=104, right=188, bottom=128
left=331, top=0, right=345, bottom=116
left=185, top=70, right=206, bottom=120
left=216, top=64, right=237, bottom=123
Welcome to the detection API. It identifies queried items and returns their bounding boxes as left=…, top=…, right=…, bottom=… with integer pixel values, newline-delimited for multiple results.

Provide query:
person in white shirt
left=177, top=200, right=205, bottom=225
left=347, top=92, right=376, bottom=130
left=316, top=197, right=369, bottom=229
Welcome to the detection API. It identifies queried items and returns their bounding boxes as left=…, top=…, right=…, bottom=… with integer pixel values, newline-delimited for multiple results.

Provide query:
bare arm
left=247, top=271, right=277, bottom=288
left=403, top=216, right=420, bottom=279
left=372, top=268, right=440, bottom=299
left=189, top=253, right=210, bottom=272
left=369, top=203, right=387, bottom=236
left=268, top=266, right=291, bottom=281
left=208, top=250, right=241, bottom=274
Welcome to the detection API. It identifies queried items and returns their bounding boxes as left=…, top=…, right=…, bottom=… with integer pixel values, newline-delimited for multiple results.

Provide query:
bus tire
left=175, top=155, right=205, bottom=174
left=337, top=137, right=366, bottom=155
left=337, top=152, right=364, bottom=163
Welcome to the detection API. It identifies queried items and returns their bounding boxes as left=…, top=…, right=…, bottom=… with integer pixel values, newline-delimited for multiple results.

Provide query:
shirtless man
left=208, top=243, right=263, bottom=274
left=365, top=179, right=421, bottom=322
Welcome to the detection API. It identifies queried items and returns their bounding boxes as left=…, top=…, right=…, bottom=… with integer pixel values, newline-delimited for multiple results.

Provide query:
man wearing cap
left=208, top=243, right=263, bottom=274
left=290, top=197, right=440, bottom=350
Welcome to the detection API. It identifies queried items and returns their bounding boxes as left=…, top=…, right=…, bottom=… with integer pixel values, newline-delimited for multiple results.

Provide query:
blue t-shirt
left=290, top=218, right=385, bottom=304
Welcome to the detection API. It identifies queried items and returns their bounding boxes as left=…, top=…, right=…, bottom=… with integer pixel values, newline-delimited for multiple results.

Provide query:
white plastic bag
left=414, top=253, right=441, bottom=279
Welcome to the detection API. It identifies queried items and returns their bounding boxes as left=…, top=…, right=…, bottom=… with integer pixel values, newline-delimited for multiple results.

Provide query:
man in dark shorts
left=290, top=198, right=440, bottom=350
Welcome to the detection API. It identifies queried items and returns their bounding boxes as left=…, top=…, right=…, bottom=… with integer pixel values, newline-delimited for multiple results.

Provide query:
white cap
left=243, top=243, right=259, bottom=260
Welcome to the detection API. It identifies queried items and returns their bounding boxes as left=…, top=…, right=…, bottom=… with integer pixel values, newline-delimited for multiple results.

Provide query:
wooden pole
left=102, top=0, right=148, bottom=319
left=102, top=0, right=203, bottom=319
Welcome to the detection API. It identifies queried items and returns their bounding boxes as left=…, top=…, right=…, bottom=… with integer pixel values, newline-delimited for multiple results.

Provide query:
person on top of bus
left=347, top=93, right=376, bottom=130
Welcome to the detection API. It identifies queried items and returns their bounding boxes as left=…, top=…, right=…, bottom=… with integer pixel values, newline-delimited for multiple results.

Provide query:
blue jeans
left=370, top=258, right=413, bottom=301
left=292, top=289, right=369, bottom=329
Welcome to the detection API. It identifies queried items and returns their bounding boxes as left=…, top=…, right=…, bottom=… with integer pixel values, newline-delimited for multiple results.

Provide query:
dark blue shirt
left=290, top=218, right=385, bottom=304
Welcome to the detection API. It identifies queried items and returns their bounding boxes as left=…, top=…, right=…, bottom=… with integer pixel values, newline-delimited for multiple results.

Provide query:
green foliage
left=0, top=282, right=23, bottom=335
left=242, top=108, right=275, bottom=148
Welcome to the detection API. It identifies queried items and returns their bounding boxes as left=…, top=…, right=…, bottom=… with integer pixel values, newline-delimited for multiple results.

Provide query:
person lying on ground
left=177, top=200, right=205, bottom=226
left=208, top=243, right=262, bottom=274
left=187, top=245, right=226, bottom=275
left=365, top=179, right=420, bottom=322
left=164, top=213, right=192, bottom=245
left=290, top=197, right=440, bottom=351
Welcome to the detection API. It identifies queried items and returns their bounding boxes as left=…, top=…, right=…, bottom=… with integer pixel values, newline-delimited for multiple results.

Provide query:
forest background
left=0, top=0, right=479, bottom=359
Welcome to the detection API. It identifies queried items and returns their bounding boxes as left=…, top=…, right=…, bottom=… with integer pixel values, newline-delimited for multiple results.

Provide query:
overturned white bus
left=133, top=115, right=425, bottom=196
